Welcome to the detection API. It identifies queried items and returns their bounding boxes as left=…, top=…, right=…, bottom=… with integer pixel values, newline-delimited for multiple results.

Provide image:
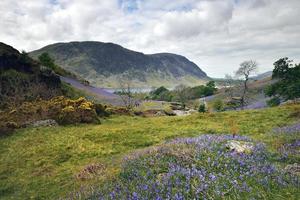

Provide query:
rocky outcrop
left=226, top=140, right=254, bottom=154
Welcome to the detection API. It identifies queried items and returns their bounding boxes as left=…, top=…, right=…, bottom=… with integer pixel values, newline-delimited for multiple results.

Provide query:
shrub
left=212, top=99, right=224, bottom=112
left=0, top=96, right=101, bottom=129
left=0, top=121, right=18, bottom=136
left=198, top=103, right=206, bottom=113
left=267, top=97, right=280, bottom=107
left=94, top=103, right=109, bottom=117
left=56, top=97, right=99, bottom=125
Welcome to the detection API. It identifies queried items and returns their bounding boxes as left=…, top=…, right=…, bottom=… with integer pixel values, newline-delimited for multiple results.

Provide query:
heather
left=90, top=135, right=298, bottom=199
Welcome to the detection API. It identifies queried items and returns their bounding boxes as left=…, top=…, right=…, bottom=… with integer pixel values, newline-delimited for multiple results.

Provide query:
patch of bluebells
left=243, top=100, right=267, bottom=110
left=272, top=122, right=300, bottom=135
left=279, top=139, right=300, bottom=162
left=91, top=135, right=299, bottom=200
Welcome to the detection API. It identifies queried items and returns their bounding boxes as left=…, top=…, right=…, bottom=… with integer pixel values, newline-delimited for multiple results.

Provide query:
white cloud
left=0, top=0, right=300, bottom=77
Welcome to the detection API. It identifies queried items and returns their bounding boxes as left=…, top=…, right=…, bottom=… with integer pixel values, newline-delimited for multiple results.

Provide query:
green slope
left=29, top=41, right=209, bottom=88
left=0, top=104, right=299, bottom=199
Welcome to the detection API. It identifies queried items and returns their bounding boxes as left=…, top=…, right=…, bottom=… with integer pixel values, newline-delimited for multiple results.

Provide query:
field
left=0, top=104, right=299, bottom=199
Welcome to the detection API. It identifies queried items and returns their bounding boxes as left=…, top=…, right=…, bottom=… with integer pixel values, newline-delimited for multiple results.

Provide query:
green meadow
left=0, top=104, right=299, bottom=199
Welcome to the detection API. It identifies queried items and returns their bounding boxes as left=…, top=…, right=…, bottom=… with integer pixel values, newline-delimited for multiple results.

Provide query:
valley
left=1, top=1, right=300, bottom=199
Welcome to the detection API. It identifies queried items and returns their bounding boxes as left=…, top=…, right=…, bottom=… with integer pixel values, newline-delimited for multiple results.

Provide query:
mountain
left=30, top=41, right=208, bottom=88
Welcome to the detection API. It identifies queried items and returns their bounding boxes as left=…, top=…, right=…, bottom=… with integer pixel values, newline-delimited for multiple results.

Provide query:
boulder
left=226, top=140, right=254, bottom=154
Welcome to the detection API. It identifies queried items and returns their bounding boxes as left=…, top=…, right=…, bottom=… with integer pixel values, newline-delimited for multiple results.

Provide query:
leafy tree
left=266, top=58, right=300, bottom=101
left=151, top=86, right=169, bottom=96
left=149, top=86, right=173, bottom=101
left=38, top=53, right=56, bottom=70
left=206, top=81, right=216, bottom=88
left=189, top=81, right=217, bottom=99
left=235, top=60, right=258, bottom=108
left=267, top=97, right=280, bottom=107
left=272, top=57, right=293, bottom=79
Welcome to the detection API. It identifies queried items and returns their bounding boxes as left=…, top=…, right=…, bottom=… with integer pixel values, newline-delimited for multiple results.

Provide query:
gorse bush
left=0, top=96, right=105, bottom=133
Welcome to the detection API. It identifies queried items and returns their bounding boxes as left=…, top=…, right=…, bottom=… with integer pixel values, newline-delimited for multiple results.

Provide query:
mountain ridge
left=29, top=41, right=208, bottom=88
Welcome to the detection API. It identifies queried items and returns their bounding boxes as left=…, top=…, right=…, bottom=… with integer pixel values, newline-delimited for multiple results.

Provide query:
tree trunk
left=241, top=76, right=248, bottom=109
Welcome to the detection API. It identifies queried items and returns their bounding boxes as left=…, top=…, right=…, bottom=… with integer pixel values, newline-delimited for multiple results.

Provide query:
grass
left=0, top=104, right=299, bottom=199
left=134, top=101, right=171, bottom=112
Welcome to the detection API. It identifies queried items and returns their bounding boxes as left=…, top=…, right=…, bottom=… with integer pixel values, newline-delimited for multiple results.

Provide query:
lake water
left=103, top=88, right=154, bottom=93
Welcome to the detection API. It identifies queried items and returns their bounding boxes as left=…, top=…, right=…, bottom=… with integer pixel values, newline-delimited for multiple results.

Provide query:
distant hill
left=250, top=71, right=272, bottom=81
left=30, top=41, right=208, bottom=88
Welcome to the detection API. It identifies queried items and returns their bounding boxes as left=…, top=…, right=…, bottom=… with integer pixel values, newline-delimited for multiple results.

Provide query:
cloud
left=0, top=0, right=300, bottom=77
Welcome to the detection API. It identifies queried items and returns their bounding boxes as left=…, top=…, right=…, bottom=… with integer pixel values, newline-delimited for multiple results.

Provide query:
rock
left=226, top=140, right=254, bottom=154
left=31, top=119, right=58, bottom=127
left=155, top=111, right=165, bottom=116
left=141, top=109, right=167, bottom=117
left=284, top=163, right=300, bottom=176
left=164, top=109, right=176, bottom=116
left=173, top=110, right=190, bottom=116
left=170, top=102, right=184, bottom=110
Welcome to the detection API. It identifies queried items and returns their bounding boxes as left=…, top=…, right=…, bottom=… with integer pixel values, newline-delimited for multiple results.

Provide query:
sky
left=1, top=0, right=300, bottom=77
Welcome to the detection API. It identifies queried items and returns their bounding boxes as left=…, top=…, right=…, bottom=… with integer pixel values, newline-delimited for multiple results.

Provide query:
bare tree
left=118, top=75, right=135, bottom=110
left=224, top=74, right=235, bottom=99
left=235, top=60, right=258, bottom=108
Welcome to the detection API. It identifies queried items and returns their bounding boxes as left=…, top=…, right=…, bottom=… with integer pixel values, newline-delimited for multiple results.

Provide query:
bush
left=198, top=103, right=206, bottom=113
left=0, top=96, right=101, bottom=129
left=212, top=99, right=224, bottom=112
left=267, top=97, right=281, bottom=107
left=94, top=103, right=109, bottom=117
left=0, top=121, right=18, bottom=136
left=55, top=97, right=99, bottom=125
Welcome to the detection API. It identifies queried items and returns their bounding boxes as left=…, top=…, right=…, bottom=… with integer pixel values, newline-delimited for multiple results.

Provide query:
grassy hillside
left=0, top=42, right=79, bottom=110
left=29, top=41, right=209, bottom=88
left=0, top=104, right=299, bottom=199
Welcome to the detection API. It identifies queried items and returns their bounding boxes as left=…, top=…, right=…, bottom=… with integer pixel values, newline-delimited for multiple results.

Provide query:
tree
left=266, top=58, right=300, bottom=101
left=198, top=103, right=206, bottom=113
left=203, top=81, right=217, bottom=96
left=118, top=74, right=136, bottom=110
left=38, top=53, right=56, bottom=70
left=150, top=86, right=172, bottom=101
left=235, top=60, right=258, bottom=108
left=206, top=81, right=216, bottom=88
left=224, top=74, right=235, bottom=99
left=272, top=57, right=293, bottom=79
left=174, top=84, right=190, bottom=109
